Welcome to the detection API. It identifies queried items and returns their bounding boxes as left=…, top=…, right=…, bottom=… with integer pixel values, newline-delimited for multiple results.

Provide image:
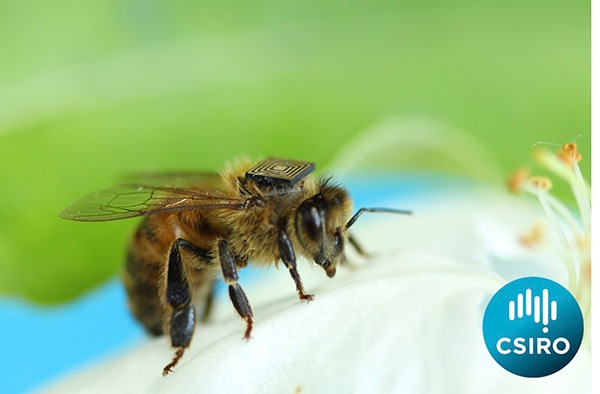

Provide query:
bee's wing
left=120, top=171, right=224, bottom=189
left=60, top=183, right=246, bottom=222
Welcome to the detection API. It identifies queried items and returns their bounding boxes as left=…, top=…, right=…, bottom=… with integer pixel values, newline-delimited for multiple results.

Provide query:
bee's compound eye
left=333, top=228, right=344, bottom=251
left=297, top=199, right=324, bottom=244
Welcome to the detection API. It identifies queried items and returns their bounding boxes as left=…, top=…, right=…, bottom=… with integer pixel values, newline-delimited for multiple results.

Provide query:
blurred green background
left=0, top=0, right=589, bottom=304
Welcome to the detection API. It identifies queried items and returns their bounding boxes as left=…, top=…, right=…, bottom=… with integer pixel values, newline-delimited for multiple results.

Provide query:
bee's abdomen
left=123, top=224, right=168, bottom=336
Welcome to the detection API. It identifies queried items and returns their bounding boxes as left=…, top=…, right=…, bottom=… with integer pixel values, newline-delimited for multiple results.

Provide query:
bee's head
left=295, top=180, right=352, bottom=278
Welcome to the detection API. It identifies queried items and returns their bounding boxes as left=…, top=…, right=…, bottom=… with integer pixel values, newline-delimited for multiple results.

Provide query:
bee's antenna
left=346, top=207, right=412, bottom=229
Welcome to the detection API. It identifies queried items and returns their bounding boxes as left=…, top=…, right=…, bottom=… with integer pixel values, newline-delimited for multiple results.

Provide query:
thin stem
left=525, top=186, right=578, bottom=291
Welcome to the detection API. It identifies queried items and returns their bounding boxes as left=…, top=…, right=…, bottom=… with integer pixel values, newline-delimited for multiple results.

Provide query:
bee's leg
left=218, top=239, right=254, bottom=340
left=277, top=228, right=314, bottom=301
left=162, top=238, right=202, bottom=376
left=348, top=234, right=371, bottom=257
left=179, top=242, right=215, bottom=322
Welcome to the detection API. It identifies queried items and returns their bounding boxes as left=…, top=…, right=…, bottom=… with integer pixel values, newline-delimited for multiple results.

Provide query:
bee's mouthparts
left=325, top=261, right=336, bottom=278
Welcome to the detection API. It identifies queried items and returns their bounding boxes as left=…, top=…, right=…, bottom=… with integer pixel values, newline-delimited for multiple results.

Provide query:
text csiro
left=496, top=337, right=570, bottom=355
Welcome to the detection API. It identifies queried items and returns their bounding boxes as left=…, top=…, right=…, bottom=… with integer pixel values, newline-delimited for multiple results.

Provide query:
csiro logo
left=482, top=277, right=584, bottom=377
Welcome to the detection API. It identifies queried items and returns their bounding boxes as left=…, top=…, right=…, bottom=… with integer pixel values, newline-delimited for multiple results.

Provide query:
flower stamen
left=557, top=142, right=582, bottom=166
left=527, top=176, right=553, bottom=192
left=506, top=167, right=530, bottom=193
left=519, top=222, right=544, bottom=248
left=512, top=142, right=590, bottom=325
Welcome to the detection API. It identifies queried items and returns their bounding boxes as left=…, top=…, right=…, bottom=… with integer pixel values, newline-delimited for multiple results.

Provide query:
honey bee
left=60, top=157, right=410, bottom=375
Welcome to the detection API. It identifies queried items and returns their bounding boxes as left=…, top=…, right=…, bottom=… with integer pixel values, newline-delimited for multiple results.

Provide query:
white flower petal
left=41, top=185, right=590, bottom=394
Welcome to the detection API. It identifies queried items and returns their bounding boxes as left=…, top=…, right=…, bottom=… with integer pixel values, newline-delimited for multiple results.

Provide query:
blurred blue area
left=0, top=281, right=143, bottom=394
left=0, top=174, right=472, bottom=394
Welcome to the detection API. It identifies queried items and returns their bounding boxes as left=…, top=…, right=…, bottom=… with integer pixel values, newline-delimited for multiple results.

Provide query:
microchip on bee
left=245, top=157, right=315, bottom=187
